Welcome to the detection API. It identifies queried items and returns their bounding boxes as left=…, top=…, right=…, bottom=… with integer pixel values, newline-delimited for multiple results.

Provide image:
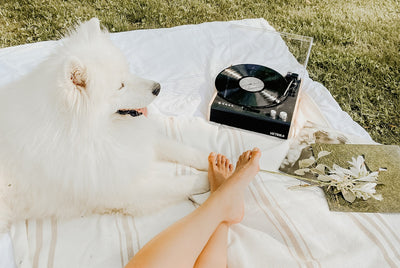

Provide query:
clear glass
left=228, top=24, right=313, bottom=79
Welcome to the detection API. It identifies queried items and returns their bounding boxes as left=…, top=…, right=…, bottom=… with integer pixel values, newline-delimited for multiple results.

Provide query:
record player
left=208, top=64, right=302, bottom=139
left=208, top=28, right=313, bottom=139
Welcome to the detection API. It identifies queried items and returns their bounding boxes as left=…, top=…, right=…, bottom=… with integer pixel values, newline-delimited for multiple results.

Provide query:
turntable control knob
left=270, top=110, right=277, bottom=119
left=279, top=111, right=288, bottom=121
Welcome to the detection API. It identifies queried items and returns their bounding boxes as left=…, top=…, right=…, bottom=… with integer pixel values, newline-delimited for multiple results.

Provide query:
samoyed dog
left=0, top=18, right=209, bottom=231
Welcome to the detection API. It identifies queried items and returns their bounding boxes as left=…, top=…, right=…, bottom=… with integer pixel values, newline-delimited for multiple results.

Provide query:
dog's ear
left=86, top=18, right=101, bottom=31
left=66, top=57, right=87, bottom=92
left=77, top=18, right=101, bottom=34
left=73, top=18, right=103, bottom=38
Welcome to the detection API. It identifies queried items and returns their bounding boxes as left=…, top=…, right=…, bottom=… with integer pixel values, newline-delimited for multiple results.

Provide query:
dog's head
left=58, top=18, right=160, bottom=119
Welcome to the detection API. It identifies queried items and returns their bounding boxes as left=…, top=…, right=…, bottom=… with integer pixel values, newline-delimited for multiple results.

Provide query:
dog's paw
left=191, top=173, right=210, bottom=193
left=156, top=138, right=210, bottom=171
left=177, top=173, right=209, bottom=196
left=188, top=152, right=209, bottom=171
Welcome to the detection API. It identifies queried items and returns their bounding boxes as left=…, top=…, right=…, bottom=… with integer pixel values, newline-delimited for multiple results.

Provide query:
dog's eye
left=118, top=83, right=125, bottom=90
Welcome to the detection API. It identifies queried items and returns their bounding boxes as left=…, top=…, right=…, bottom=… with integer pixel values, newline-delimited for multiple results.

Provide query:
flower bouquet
left=278, top=143, right=400, bottom=213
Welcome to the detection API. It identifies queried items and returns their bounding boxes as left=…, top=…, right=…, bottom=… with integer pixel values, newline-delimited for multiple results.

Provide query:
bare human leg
left=194, top=153, right=234, bottom=268
left=125, top=148, right=261, bottom=268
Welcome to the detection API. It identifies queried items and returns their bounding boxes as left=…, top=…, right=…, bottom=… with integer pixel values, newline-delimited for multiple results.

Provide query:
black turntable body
left=209, top=64, right=301, bottom=139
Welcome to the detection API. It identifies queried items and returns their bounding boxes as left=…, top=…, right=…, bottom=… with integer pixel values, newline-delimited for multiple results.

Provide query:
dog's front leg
left=156, top=138, right=209, bottom=171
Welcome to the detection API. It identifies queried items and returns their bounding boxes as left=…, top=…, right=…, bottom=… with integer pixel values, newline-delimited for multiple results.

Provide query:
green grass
left=0, top=0, right=398, bottom=144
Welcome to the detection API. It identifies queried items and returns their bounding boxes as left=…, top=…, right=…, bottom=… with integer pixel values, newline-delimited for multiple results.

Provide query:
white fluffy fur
left=0, top=19, right=208, bottom=232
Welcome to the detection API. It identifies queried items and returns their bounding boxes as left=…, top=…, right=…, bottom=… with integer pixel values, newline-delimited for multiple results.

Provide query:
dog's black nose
left=152, top=83, right=161, bottom=96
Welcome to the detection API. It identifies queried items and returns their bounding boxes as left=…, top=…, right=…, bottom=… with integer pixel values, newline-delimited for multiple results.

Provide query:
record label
left=215, top=64, right=289, bottom=108
left=239, top=77, right=264, bottom=92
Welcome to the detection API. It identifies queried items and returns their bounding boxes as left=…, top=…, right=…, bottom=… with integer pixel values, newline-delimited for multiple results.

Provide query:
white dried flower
left=293, top=153, right=384, bottom=203
left=347, top=155, right=369, bottom=178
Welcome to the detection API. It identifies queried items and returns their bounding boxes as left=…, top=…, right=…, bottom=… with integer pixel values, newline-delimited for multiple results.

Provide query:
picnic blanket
left=1, top=19, right=399, bottom=268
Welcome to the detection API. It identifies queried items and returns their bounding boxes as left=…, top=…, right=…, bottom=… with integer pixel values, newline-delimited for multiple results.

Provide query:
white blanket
left=2, top=19, right=400, bottom=268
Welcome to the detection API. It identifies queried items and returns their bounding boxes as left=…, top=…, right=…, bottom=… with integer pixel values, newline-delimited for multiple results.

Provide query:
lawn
left=0, top=0, right=398, bottom=144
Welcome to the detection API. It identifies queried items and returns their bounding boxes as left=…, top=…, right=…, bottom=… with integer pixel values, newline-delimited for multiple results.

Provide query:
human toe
left=250, top=148, right=261, bottom=160
left=224, top=158, right=230, bottom=168
left=228, top=163, right=234, bottom=172
left=208, top=152, right=217, bottom=166
left=220, top=155, right=227, bottom=167
left=217, top=154, right=223, bottom=166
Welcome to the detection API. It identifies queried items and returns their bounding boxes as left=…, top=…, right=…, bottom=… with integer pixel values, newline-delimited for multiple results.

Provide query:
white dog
left=0, top=19, right=209, bottom=231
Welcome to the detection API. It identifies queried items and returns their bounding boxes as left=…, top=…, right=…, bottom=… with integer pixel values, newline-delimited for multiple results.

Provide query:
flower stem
left=259, top=169, right=328, bottom=186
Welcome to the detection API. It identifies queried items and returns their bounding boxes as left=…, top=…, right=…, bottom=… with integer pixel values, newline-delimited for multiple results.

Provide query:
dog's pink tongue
left=135, top=108, right=148, bottom=117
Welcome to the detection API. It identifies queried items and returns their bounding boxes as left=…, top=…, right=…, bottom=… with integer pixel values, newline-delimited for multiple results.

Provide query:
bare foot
left=208, top=153, right=234, bottom=193
left=209, top=148, right=261, bottom=224
left=231, top=148, right=261, bottom=187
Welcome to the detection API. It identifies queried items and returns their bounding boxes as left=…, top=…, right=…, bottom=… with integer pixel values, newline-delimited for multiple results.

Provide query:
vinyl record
left=215, top=64, right=289, bottom=108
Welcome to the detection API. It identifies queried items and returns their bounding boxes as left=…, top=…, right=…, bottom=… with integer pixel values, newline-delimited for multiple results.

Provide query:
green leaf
left=342, top=189, right=356, bottom=203
left=311, top=164, right=328, bottom=175
left=317, top=150, right=331, bottom=160
left=299, top=157, right=315, bottom=169
left=294, top=168, right=310, bottom=176
left=317, top=174, right=332, bottom=182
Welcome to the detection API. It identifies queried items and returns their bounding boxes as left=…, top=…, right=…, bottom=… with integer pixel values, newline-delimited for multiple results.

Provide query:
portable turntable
left=208, top=29, right=313, bottom=139
left=209, top=64, right=301, bottom=139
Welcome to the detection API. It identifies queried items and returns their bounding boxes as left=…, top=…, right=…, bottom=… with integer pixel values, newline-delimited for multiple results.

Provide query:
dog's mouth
left=117, top=108, right=147, bottom=117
